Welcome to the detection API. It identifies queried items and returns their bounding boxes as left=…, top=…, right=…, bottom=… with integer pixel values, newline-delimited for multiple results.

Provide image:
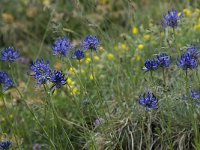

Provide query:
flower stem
left=185, top=69, right=189, bottom=95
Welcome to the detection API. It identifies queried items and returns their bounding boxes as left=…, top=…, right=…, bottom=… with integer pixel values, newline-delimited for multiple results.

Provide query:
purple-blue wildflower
left=1, top=47, right=20, bottom=62
left=157, top=53, right=171, bottom=68
left=191, top=90, right=200, bottom=99
left=82, top=35, right=100, bottom=51
left=52, top=36, right=73, bottom=56
left=30, top=59, right=52, bottom=85
left=139, top=92, right=158, bottom=110
left=143, top=59, right=159, bottom=71
left=163, top=10, right=182, bottom=29
left=0, top=71, right=14, bottom=90
left=187, top=46, right=199, bottom=57
left=177, top=53, right=198, bottom=70
left=50, top=71, right=67, bottom=88
left=0, top=141, right=12, bottom=150
left=73, top=50, right=85, bottom=60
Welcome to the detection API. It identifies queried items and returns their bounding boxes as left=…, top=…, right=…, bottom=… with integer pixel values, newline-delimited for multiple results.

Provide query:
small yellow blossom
left=183, top=9, right=192, bottom=17
left=85, top=57, right=91, bottom=64
left=138, top=44, right=144, bottom=50
left=132, top=27, right=138, bottom=34
left=68, top=67, right=77, bottom=75
left=136, top=55, right=141, bottom=61
left=67, top=77, right=75, bottom=85
left=107, top=53, right=114, bottom=61
left=143, top=34, right=150, bottom=41
left=90, top=74, right=95, bottom=80
left=99, top=46, right=104, bottom=51
left=43, top=0, right=51, bottom=7
left=70, top=87, right=80, bottom=96
left=2, top=13, right=14, bottom=24
left=9, top=114, right=13, bottom=119
left=94, top=56, right=100, bottom=61
left=121, top=44, right=128, bottom=50
left=99, top=0, right=109, bottom=5
left=194, top=24, right=200, bottom=30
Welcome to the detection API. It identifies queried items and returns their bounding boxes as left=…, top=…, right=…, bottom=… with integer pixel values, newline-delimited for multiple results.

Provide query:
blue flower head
left=73, top=50, right=85, bottom=60
left=30, top=59, right=52, bottom=85
left=139, top=92, right=158, bottom=110
left=191, top=90, right=200, bottom=99
left=187, top=46, right=199, bottom=57
left=163, top=10, right=182, bottom=29
left=177, top=53, right=198, bottom=70
left=82, top=35, right=100, bottom=51
left=0, top=71, right=14, bottom=90
left=0, top=141, right=12, bottom=150
left=143, top=58, right=159, bottom=71
left=1, top=47, right=20, bottom=62
left=52, top=36, right=73, bottom=56
left=157, top=53, right=171, bottom=68
left=50, top=71, right=67, bottom=88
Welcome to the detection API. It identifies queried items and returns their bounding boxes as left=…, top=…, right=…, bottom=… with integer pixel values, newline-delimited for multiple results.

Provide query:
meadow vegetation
left=0, top=0, right=200, bottom=149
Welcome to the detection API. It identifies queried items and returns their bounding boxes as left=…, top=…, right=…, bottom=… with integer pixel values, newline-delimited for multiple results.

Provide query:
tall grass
left=0, top=0, right=200, bottom=149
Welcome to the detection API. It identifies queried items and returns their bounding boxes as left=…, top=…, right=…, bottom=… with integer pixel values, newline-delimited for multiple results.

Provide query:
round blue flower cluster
left=177, top=53, right=198, bottom=70
left=143, top=53, right=171, bottom=71
left=163, top=10, right=182, bottom=29
left=0, top=71, right=14, bottom=90
left=50, top=71, right=67, bottom=88
left=1, top=47, right=20, bottom=62
left=142, top=45, right=199, bottom=110
left=30, top=59, right=67, bottom=89
left=52, top=36, right=73, bottom=56
left=139, top=91, right=158, bottom=110
left=52, top=35, right=100, bottom=61
left=82, top=35, right=100, bottom=51
left=30, top=59, right=52, bottom=85
left=28, top=35, right=100, bottom=91
left=0, top=141, right=12, bottom=150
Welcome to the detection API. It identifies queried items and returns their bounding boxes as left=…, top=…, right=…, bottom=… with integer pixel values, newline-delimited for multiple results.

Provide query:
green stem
left=185, top=69, right=189, bottom=96
left=162, top=68, right=166, bottom=88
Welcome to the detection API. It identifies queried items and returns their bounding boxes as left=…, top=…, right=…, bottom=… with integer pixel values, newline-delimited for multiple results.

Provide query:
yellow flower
left=68, top=67, right=77, bottom=75
left=107, top=53, right=114, bottom=61
left=99, top=46, right=104, bottom=51
left=132, top=27, right=138, bottom=34
left=70, top=87, right=80, bottom=96
left=136, top=55, right=141, bottom=61
left=90, top=74, right=95, bottom=80
left=183, top=9, right=192, bottom=17
left=138, top=44, right=144, bottom=50
left=2, top=13, right=14, bottom=24
left=67, top=77, right=75, bottom=85
left=85, top=57, right=91, bottom=64
left=194, top=9, right=200, bottom=16
left=99, top=0, right=109, bottom=5
left=194, top=24, right=200, bottom=30
left=43, top=0, right=51, bottom=7
left=121, top=44, right=128, bottom=50
left=94, top=56, right=100, bottom=61
left=143, top=34, right=150, bottom=41
left=9, top=114, right=13, bottom=119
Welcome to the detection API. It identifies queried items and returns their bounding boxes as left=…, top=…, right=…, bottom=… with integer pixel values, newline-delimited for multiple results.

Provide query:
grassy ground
left=0, top=0, right=200, bottom=149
